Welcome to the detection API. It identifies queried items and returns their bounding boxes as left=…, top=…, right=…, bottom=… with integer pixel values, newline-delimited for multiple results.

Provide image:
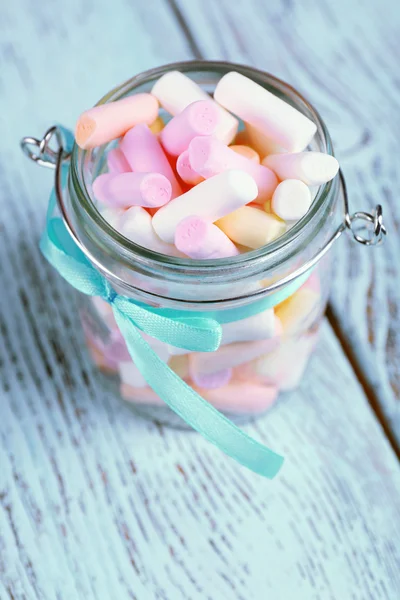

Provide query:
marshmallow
left=253, top=334, right=318, bottom=391
left=117, top=206, right=184, bottom=256
left=189, top=338, right=280, bottom=375
left=232, top=362, right=276, bottom=386
left=271, top=179, right=312, bottom=221
left=160, top=100, right=220, bottom=156
left=198, top=382, right=278, bottom=413
left=230, top=144, right=260, bottom=163
left=120, top=124, right=182, bottom=198
left=120, top=381, right=278, bottom=414
left=189, top=136, right=277, bottom=203
left=216, top=206, right=286, bottom=249
left=119, top=361, right=147, bottom=388
left=152, top=71, right=238, bottom=143
left=87, top=340, right=118, bottom=374
left=152, top=170, right=258, bottom=243
left=244, top=124, right=286, bottom=157
left=303, top=271, right=321, bottom=294
left=91, top=296, right=117, bottom=330
left=275, top=287, right=321, bottom=334
left=168, top=354, right=190, bottom=379
left=92, top=172, right=172, bottom=209
left=175, top=216, right=239, bottom=259
left=214, top=72, right=317, bottom=152
left=99, top=206, right=125, bottom=230
left=221, top=310, right=277, bottom=345
left=263, top=152, right=339, bottom=186
left=176, top=150, right=204, bottom=185
left=75, top=94, right=159, bottom=149
left=107, top=147, right=131, bottom=174
left=150, top=116, right=165, bottom=134
left=191, top=367, right=233, bottom=390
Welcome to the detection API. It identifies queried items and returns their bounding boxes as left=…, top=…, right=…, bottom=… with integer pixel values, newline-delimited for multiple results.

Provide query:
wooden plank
left=171, top=0, right=400, bottom=444
left=0, top=0, right=399, bottom=598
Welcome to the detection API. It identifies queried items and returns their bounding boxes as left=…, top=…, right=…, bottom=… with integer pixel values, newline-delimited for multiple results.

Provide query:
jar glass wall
left=59, top=61, right=342, bottom=426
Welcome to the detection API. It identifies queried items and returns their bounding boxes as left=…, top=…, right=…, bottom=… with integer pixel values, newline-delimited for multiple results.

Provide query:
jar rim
left=69, top=60, right=336, bottom=284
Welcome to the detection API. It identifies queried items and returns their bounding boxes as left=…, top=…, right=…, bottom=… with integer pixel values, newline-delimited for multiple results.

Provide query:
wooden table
left=1, top=1, right=399, bottom=598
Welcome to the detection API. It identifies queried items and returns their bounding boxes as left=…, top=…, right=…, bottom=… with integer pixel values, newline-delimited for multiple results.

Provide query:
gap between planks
left=327, top=304, right=400, bottom=459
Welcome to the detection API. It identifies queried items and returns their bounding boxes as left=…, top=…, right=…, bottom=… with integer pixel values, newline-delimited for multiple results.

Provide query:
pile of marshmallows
left=75, top=70, right=338, bottom=412
left=76, top=70, right=339, bottom=259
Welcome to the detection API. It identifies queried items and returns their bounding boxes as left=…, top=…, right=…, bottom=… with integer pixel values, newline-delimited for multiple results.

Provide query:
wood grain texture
left=172, top=0, right=400, bottom=444
left=0, top=0, right=400, bottom=598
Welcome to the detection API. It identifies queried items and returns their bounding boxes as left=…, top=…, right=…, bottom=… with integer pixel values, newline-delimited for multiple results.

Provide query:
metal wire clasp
left=20, top=126, right=71, bottom=169
left=340, top=173, right=386, bottom=246
left=20, top=125, right=387, bottom=253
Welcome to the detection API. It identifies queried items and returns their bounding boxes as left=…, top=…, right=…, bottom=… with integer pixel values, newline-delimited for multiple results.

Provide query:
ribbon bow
left=41, top=170, right=284, bottom=479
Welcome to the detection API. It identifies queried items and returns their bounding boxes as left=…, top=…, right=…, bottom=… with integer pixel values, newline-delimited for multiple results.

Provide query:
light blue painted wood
left=0, top=1, right=399, bottom=599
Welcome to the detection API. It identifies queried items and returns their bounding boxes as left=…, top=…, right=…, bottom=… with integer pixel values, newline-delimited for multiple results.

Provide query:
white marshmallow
left=168, top=311, right=277, bottom=357
left=152, top=170, right=258, bottom=243
left=221, top=310, right=276, bottom=345
left=214, top=71, right=317, bottom=152
left=99, top=206, right=125, bottom=230
left=189, top=338, right=280, bottom=375
left=263, top=152, right=339, bottom=186
left=271, top=179, right=312, bottom=221
left=253, top=334, right=318, bottom=391
left=117, top=206, right=184, bottom=257
left=151, top=71, right=238, bottom=143
left=119, top=361, right=147, bottom=388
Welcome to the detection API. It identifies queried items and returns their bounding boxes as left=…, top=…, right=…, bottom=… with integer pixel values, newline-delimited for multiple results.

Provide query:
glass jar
left=53, top=61, right=343, bottom=427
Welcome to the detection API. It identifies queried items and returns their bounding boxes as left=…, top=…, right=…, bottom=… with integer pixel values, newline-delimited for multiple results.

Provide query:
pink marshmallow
left=75, top=93, right=159, bottom=149
left=120, top=381, right=278, bottom=414
left=189, top=338, right=280, bottom=376
left=176, top=150, right=204, bottom=185
left=92, top=172, right=172, bottom=209
left=120, top=124, right=182, bottom=198
left=175, top=215, right=239, bottom=259
left=191, top=367, right=233, bottom=390
left=106, top=147, right=131, bottom=174
left=193, top=382, right=279, bottom=414
left=189, top=136, right=278, bottom=203
left=160, top=100, right=220, bottom=157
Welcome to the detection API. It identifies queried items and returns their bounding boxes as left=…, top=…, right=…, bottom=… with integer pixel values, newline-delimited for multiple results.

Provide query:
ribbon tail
left=113, top=308, right=284, bottom=479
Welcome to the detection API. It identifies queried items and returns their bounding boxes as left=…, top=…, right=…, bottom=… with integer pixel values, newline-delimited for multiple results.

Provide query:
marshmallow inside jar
left=68, top=61, right=342, bottom=428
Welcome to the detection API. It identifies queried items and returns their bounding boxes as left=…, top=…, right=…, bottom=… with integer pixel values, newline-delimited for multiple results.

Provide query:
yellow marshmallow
left=230, top=144, right=260, bottom=163
left=216, top=206, right=286, bottom=249
left=149, top=116, right=165, bottom=134
left=168, top=354, right=190, bottom=379
left=275, top=287, right=321, bottom=334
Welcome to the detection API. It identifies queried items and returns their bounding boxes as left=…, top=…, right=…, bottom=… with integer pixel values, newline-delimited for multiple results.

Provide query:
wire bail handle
left=21, top=125, right=387, bottom=251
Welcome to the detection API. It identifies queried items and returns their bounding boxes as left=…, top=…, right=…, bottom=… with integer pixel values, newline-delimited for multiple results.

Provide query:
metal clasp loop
left=340, top=171, right=386, bottom=246
left=20, top=126, right=71, bottom=169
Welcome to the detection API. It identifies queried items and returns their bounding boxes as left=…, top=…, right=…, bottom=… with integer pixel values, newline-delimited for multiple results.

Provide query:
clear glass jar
left=61, top=60, right=342, bottom=427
